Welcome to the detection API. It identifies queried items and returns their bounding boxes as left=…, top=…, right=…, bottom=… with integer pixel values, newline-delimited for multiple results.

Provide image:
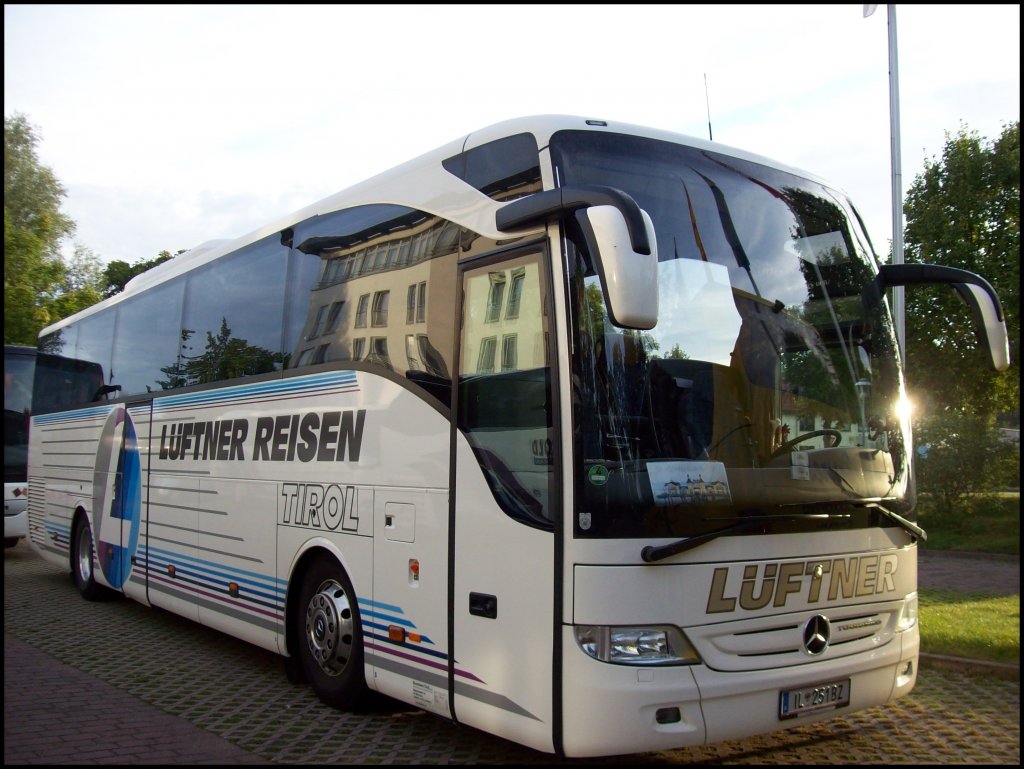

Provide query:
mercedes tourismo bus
left=26, top=116, right=1009, bottom=757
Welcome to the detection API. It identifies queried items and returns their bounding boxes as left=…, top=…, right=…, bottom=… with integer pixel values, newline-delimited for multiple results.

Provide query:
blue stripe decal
left=358, top=598, right=435, bottom=645
left=153, top=371, right=358, bottom=411
left=35, top=406, right=115, bottom=425
left=143, top=545, right=286, bottom=591
left=139, top=554, right=281, bottom=607
left=365, top=630, right=447, bottom=661
left=43, top=520, right=72, bottom=546
left=137, top=546, right=284, bottom=615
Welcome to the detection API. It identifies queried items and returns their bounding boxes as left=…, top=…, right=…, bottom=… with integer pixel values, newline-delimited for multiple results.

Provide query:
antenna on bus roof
left=704, top=73, right=713, bottom=141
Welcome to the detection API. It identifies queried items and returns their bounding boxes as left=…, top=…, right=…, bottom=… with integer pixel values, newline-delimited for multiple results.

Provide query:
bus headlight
left=897, top=592, right=918, bottom=631
left=574, top=625, right=700, bottom=665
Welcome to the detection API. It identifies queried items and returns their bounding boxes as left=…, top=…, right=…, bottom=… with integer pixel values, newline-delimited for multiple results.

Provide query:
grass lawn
left=918, top=589, right=1020, bottom=665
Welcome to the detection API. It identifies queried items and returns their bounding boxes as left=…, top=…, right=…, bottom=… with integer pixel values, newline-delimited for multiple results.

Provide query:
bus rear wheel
left=296, top=556, right=368, bottom=710
left=71, top=517, right=105, bottom=601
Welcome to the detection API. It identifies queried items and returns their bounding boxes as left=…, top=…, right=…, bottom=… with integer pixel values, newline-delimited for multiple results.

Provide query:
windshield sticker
left=647, top=461, right=731, bottom=506
left=790, top=451, right=810, bottom=480
left=587, top=465, right=610, bottom=486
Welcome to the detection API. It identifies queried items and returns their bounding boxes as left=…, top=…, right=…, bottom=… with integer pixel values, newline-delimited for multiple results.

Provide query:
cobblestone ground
left=5, top=543, right=1020, bottom=765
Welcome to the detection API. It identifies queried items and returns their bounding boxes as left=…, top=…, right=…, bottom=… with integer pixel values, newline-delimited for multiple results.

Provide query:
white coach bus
left=27, top=116, right=1009, bottom=757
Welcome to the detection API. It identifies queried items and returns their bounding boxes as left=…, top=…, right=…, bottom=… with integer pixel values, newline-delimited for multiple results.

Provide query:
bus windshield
left=551, top=130, right=909, bottom=540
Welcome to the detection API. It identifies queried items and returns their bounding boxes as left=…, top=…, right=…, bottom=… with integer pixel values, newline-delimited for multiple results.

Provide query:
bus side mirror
left=577, top=205, right=658, bottom=329
left=495, top=184, right=659, bottom=330
left=92, top=383, right=122, bottom=402
left=873, top=264, right=1010, bottom=371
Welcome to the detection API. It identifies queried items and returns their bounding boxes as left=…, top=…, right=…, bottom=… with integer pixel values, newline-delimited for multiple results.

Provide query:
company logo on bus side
left=706, top=554, right=900, bottom=613
left=158, top=409, right=366, bottom=463
left=94, top=406, right=142, bottom=589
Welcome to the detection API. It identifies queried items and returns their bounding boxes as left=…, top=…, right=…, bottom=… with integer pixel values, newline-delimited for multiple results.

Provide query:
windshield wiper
left=640, top=512, right=847, bottom=563
left=639, top=504, right=926, bottom=563
left=866, top=503, right=927, bottom=542
left=641, top=521, right=758, bottom=562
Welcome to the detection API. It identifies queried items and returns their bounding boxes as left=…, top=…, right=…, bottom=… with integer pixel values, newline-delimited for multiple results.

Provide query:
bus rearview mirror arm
left=496, top=185, right=659, bottom=330
left=92, top=383, right=122, bottom=402
left=868, top=263, right=1010, bottom=371
left=496, top=184, right=652, bottom=254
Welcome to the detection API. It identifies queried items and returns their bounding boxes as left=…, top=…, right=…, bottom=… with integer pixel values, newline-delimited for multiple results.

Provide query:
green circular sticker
left=587, top=465, right=610, bottom=486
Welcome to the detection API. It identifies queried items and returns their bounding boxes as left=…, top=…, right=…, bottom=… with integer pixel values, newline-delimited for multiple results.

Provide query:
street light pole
left=887, top=5, right=905, bottom=363
left=865, top=4, right=905, bottom=362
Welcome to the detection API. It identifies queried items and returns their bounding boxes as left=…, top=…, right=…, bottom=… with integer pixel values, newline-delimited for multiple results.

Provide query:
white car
left=4, top=483, right=27, bottom=548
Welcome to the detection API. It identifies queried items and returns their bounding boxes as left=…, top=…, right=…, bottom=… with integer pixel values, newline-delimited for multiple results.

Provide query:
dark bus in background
left=4, top=344, right=104, bottom=547
left=5, top=345, right=35, bottom=547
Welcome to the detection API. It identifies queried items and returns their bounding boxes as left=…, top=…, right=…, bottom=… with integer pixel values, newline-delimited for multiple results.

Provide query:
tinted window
left=179, top=236, right=287, bottom=385
left=75, top=309, right=115, bottom=390
left=287, top=205, right=460, bottom=407
left=443, top=133, right=542, bottom=201
left=111, top=278, right=185, bottom=396
left=5, top=349, right=35, bottom=483
left=30, top=351, right=105, bottom=416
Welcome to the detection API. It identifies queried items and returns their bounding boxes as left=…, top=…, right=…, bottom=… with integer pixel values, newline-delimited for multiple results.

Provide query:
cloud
left=6, top=4, right=1019, bottom=265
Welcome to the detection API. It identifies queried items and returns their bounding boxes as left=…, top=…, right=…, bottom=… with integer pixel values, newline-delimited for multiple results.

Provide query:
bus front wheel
left=296, top=556, right=368, bottom=710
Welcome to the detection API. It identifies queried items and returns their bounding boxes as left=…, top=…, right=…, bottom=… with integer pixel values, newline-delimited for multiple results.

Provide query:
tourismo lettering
left=158, top=409, right=366, bottom=463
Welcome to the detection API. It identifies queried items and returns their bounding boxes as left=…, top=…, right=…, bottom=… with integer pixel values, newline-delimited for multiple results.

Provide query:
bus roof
left=39, top=115, right=837, bottom=337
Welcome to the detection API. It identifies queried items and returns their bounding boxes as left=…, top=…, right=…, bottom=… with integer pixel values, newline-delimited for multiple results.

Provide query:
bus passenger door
left=451, top=248, right=558, bottom=754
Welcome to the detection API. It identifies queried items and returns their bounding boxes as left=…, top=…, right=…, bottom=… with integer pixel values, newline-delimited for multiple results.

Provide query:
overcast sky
left=4, top=4, right=1020, bottom=267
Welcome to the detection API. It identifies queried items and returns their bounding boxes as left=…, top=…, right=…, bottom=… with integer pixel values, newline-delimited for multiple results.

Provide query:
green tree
left=902, top=121, right=1020, bottom=418
left=47, top=244, right=105, bottom=321
left=183, top=318, right=282, bottom=385
left=915, top=412, right=1019, bottom=513
left=4, top=113, right=76, bottom=344
left=102, top=250, right=179, bottom=298
left=903, top=122, right=1020, bottom=507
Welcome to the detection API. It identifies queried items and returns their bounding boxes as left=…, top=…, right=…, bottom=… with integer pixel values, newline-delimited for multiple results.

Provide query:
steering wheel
left=769, top=429, right=842, bottom=460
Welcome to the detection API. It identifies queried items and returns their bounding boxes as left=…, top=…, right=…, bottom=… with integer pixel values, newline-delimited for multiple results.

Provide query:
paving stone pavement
left=917, top=549, right=1019, bottom=597
left=4, top=541, right=1019, bottom=765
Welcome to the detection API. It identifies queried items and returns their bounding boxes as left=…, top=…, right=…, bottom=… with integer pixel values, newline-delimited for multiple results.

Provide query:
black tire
left=70, top=517, right=105, bottom=601
left=4, top=537, right=19, bottom=549
left=296, top=556, right=369, bottom=710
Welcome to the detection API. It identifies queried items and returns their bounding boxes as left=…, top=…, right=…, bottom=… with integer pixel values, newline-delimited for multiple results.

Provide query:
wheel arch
left=284, top=543, right=361, bottom=661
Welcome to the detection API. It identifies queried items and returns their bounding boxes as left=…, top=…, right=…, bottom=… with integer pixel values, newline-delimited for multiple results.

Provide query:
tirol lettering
left=158, top=409, right=366, bottom=463
left=706, top=555, right=899, bottom=613
left=280, top=483, right=359, bottom=532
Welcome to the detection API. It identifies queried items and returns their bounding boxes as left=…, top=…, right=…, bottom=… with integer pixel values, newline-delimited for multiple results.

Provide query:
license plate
left=779, top=678, right=851, bottom=719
